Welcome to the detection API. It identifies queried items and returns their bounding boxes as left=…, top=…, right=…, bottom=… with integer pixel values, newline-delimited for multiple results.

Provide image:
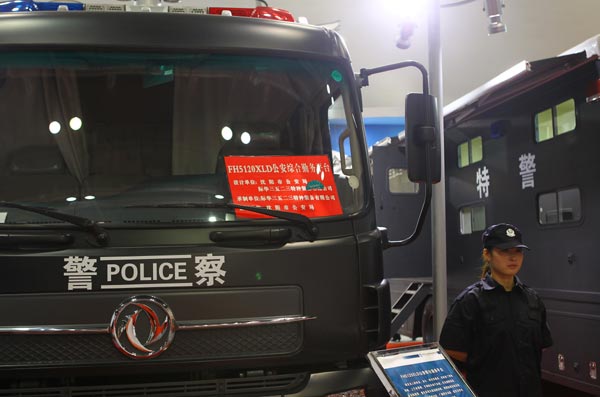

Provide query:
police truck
left=374, top=34, right=600, bottom=395
left=0, top=2, right=439, bottom=396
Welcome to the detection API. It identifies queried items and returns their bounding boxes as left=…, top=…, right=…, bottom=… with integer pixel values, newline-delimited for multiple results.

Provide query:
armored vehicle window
left=459, top=204, right=486, bottom=235
left=458, top=142, right=469, bottom=168
left=388, top=168, right=419, bottom=194
left=538, top=187, right=581, bottom=225
left=535, top=108, right=553, bottom=142
left=535, top=98, right=576, bottom=142
left=555, top=99, right=576, bottom=135
left=470, top=136, right=483, bottom=163
left=457, top=136, right=483, bottom=168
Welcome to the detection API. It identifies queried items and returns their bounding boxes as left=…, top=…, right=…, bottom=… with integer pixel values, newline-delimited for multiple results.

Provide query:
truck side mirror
left=358, top=61, right=438, bottom=247
left=405, top=93, right=441, bottom=183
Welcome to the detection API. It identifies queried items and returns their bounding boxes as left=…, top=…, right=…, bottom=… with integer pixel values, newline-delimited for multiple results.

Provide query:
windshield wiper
left=126, top=202, right=319, bottom=241
left=0, top=201, right=109, bottom=246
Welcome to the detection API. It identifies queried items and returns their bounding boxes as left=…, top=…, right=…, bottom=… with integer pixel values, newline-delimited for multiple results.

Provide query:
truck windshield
left=0, top=51, right=366, bottom=226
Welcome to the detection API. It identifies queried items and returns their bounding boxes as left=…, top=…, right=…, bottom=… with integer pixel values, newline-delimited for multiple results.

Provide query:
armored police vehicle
left=443, top=35, right=600, bottom=395
left=374, top=35, right=600, bottom=395
left=0, top=3, right=439, bottom=396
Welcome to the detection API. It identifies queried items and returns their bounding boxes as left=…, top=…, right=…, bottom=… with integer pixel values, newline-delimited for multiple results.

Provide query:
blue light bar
left=37, top=1, right=84, bottom=10
left=0, top=0, right=83, bottom=12
left=0, top=0, right=36, bottom=12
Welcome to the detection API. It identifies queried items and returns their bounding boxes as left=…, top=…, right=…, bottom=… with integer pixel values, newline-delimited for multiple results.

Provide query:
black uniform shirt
left=439, top=274, right=553, bottom=397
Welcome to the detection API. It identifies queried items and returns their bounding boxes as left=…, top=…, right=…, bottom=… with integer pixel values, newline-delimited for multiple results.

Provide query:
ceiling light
left=484, top=0, right=507, bottom=34
left=69, top=116, right=83, bottom=131
left=240, top=132, right=251, bottom=144
left=221, top=126, right=233, bottom=141
left=49, top=121, right=61, bottom=135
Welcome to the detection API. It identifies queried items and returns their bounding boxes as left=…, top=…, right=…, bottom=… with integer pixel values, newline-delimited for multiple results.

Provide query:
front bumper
left=0, top=367, right=384, bottom=397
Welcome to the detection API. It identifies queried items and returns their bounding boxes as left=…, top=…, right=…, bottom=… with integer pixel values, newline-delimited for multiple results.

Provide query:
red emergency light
left=207, top=6, right=295, bottom=22
left=586, top=79, right=600, bottom=103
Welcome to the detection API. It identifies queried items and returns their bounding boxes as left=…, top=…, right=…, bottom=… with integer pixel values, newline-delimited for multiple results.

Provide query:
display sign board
left=224, top=155, right=343, bottom=218
left=368, top=343, right=476, bottom=397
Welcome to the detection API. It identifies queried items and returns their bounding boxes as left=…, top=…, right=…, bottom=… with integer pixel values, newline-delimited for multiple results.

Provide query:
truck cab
left=0, top=8, right=396, bottom=396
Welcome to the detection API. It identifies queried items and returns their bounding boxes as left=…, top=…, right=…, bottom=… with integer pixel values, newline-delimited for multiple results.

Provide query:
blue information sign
left=368, top=343, right=476, bottom=397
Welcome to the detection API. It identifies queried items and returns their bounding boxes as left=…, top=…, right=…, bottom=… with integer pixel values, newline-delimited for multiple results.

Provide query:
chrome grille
left=0, top=323, right=301, bottom=366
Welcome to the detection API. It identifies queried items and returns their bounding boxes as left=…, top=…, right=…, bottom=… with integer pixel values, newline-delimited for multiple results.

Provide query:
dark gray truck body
left=0, top=12, right=390, bottom=396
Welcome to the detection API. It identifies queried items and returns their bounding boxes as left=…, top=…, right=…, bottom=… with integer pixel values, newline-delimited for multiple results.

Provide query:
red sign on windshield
left=224, top=155, right=343, bottom=218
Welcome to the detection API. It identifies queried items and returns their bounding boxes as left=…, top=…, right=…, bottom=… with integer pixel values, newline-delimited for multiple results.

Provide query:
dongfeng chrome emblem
left=110, top=296, right=176, bottom=359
